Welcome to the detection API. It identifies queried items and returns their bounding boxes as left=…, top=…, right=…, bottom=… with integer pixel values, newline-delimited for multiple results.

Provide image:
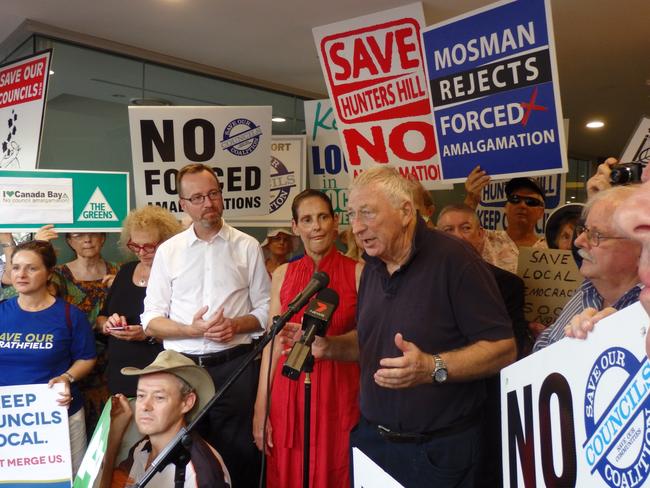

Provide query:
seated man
left=464, top=167, right=547, bottom=273
left=534, top=185, right=641, bottom=351
left=100, top=350, right=230, bottom=488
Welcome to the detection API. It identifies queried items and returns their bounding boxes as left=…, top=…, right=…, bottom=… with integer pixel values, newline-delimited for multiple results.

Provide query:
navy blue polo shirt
left=357, top=219, right=513, bottom=433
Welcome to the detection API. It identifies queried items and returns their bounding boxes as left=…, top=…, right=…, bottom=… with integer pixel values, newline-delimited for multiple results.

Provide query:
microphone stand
left=302, top=353, right=314, bottom=488
left=134, top=309, right=301, bottom=487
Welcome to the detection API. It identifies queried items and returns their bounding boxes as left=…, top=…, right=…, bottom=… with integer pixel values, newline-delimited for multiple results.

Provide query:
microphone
left=282, top=288, right=339, bottom=380
left=286, top=271, right=330, bottom=315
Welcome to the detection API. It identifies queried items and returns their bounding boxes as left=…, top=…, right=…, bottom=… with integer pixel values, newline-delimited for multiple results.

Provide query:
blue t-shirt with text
left=0, top=297, right=96, bottom=414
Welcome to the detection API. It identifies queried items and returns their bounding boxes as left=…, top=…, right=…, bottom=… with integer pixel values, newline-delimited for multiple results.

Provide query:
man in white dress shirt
left=142, top=163, right=270, bottom=488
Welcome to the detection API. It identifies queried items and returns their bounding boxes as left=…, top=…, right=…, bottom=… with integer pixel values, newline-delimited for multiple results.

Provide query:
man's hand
left=586, top=157, right=617, bottom=198
left=188, top=305, right=222, bottom=337
left=564, top=307, right=616, bottom=339
left=464, top=165, right=491, bottom=209
left=34, top=224, right=58, bottom=242
left=108, top=394, right=133, bottom=437
left=374, top=333, right=434, bottom=389
left=204, top=307, right=238, bottom=343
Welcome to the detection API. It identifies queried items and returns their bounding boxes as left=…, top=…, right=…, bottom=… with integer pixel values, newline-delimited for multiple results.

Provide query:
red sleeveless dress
left=267, top=247, right=360, bottom=488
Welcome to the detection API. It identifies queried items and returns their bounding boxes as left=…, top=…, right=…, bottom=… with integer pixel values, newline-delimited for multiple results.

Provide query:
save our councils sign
left=501, top=302, right=650, bottom=487
left=422, top=0, right=568, bottom=182
left=0, top=169, right=129, bottom=232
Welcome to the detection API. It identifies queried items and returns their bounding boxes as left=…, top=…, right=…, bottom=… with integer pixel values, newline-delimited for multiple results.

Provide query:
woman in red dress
left=254, top=190, right=363, bottom=488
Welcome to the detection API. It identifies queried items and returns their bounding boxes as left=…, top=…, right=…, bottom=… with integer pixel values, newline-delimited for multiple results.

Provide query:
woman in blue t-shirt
left=0, top=240, right=97, bottom=475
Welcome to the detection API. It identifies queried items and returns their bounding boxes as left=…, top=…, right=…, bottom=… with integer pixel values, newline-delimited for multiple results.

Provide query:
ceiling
left=0, top=0, right=648, bottom=161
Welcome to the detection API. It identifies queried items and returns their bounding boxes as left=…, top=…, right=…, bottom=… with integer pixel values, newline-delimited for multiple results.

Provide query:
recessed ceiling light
left=272, top=117, right=286, bottom=123
left=586, top=120, right=604, bottom=129
left=570, top=196, right=576, bottom=199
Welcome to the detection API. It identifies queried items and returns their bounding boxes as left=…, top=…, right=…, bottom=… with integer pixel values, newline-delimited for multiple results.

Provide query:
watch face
left=435, top=368, right=448, bottom=383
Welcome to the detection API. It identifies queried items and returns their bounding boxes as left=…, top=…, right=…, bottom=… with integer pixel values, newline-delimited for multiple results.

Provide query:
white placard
left=502, top=302, right=650, bottom=486
left=352, top=447, right=404, bottom=488
left=128, top=106, right=271, bottom=218
left=0, top=176, right=72, bottom=224
left=0, top=383, right=72, bottom=486
left=620, top=116, right=650, bottom=163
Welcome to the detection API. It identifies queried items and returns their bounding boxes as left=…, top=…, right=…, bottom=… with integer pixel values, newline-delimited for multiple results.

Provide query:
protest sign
left=0, top=51, right=51, bottom=171
left=352, top=447, right=404, bottom=488
left=313, top=3, right=445, bottom=189
left=422, top=0, right=567, bottom=182
left=0, top=383, right=71, bottom=487
left=620, top=116, right=650, bottom=164
left=0, top=169, right=128, bottom=232
left=128, top=106, right=271, bottom=219
left=502, top=302, right=650, bottom=487
left=229, top=135, right=306, bottom=227
left=305, top=99, right=351, bottom=225
left=476, top=173, right=565, bottom=233
left=517, top=248, right=581, bottom=326
left=73, top=401, right=112, bottom=488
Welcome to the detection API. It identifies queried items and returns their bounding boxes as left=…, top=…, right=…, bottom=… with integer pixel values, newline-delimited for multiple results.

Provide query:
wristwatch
left=431, top=354, right=448, bottom=384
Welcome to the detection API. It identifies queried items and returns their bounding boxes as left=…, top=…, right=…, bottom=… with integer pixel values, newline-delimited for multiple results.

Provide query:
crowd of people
left=0, top=157, right=648, bottom=488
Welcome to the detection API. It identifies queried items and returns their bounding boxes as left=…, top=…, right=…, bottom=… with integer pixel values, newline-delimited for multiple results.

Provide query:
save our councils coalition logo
left=583, top=347, right=650, bottom=487
left=269, top=156, right=296, bottom=214
left=220, top=118, right=263, bottom=156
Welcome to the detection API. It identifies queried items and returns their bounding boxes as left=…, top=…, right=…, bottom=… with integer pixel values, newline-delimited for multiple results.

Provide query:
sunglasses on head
left=506, top=194, right=544, bottom=207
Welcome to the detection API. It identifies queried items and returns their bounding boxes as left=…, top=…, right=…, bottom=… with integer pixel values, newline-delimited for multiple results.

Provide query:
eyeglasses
left=506, top=194, right=545, bottom=207
left=575, top=225, right=626, bottom=247
left=346, top=209, right=377, bottom=224
left=127, top=240, right=158, bottom=254
left=179, top=190, right=222, bottom=206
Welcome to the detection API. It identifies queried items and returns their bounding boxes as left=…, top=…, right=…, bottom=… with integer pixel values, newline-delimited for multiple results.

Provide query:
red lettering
left=388, top=121, right=436, bottom=161
left=329, top=42, right=351, bottom=81
left=343, top=126, right=387, bottom=165
left=395, top=27, right=419, bottom=70
left=366, top=32, right=393, bottom=74
left=352, top=38, right=379, bottom=79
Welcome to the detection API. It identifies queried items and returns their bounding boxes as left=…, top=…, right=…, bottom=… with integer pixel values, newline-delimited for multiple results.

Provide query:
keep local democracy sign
left=0, top=50, right=52, bottom=171
left=129, top=106, right=271, bottom=219
left=313, top=3, right=445, bottom=189
left=502, top=302, right=650, bottom=487
left=0, top=383, right=71, bottom=487
left=0, top=169, right=128, bottom=232
left=422, top=0, right=567, bottom=182
left=477, top=173, right=565, bottom=233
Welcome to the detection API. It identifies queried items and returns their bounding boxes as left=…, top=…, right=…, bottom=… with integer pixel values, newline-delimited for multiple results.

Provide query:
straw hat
left=261, top=228, right=299, bottom=251
left=121, top=350, right=215, bottom=421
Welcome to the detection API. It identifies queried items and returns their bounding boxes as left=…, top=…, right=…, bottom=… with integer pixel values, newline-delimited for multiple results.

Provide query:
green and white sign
left=0, top=169, right=128, bottom=232
left=73, top=401, right=111, bottom=488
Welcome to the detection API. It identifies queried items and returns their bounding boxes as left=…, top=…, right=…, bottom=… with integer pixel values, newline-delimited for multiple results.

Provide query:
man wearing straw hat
left=100, top=350, right=231, bottom=488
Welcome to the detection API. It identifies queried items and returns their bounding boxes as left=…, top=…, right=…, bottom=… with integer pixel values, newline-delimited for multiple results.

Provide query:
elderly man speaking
left=534, top=185, right=642, bottom=351
left=347, top=166, right=515, bottom=487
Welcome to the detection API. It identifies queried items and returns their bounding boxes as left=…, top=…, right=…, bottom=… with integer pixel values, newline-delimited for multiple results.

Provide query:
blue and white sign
left=422, top=0, right=567, bottom=182
left=477, top=173, right=565, bottom=233
left=502, top=302, right=650, bottom=487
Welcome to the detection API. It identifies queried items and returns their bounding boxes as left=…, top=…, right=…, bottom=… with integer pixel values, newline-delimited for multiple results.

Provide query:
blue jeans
left=350, top=417, right=482, bottom=487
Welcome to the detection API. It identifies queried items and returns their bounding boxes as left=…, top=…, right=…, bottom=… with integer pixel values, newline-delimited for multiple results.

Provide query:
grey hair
left=437, top=203, right=481, bottom=227
left=583, top=185, right=640, bottom=219
left=349, top=166, right=414, bottom=208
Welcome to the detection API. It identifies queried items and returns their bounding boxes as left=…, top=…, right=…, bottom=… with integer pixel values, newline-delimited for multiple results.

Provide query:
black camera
left=609, top=160, right=647, bottom=185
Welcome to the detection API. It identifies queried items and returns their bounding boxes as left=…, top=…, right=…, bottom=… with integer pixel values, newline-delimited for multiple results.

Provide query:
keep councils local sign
left=422, top=0, right=568, bottom=182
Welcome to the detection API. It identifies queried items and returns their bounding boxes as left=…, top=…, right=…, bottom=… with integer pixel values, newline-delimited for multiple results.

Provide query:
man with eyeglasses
left=533, top=185, right=641, bottom=351
left=141, top=163, right=270, bottom=488
left=465, top=170, right=548, bottom=273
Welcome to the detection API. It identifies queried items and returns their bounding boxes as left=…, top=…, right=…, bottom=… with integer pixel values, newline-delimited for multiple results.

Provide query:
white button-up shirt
left=141, top=221, right=270, bottom=355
